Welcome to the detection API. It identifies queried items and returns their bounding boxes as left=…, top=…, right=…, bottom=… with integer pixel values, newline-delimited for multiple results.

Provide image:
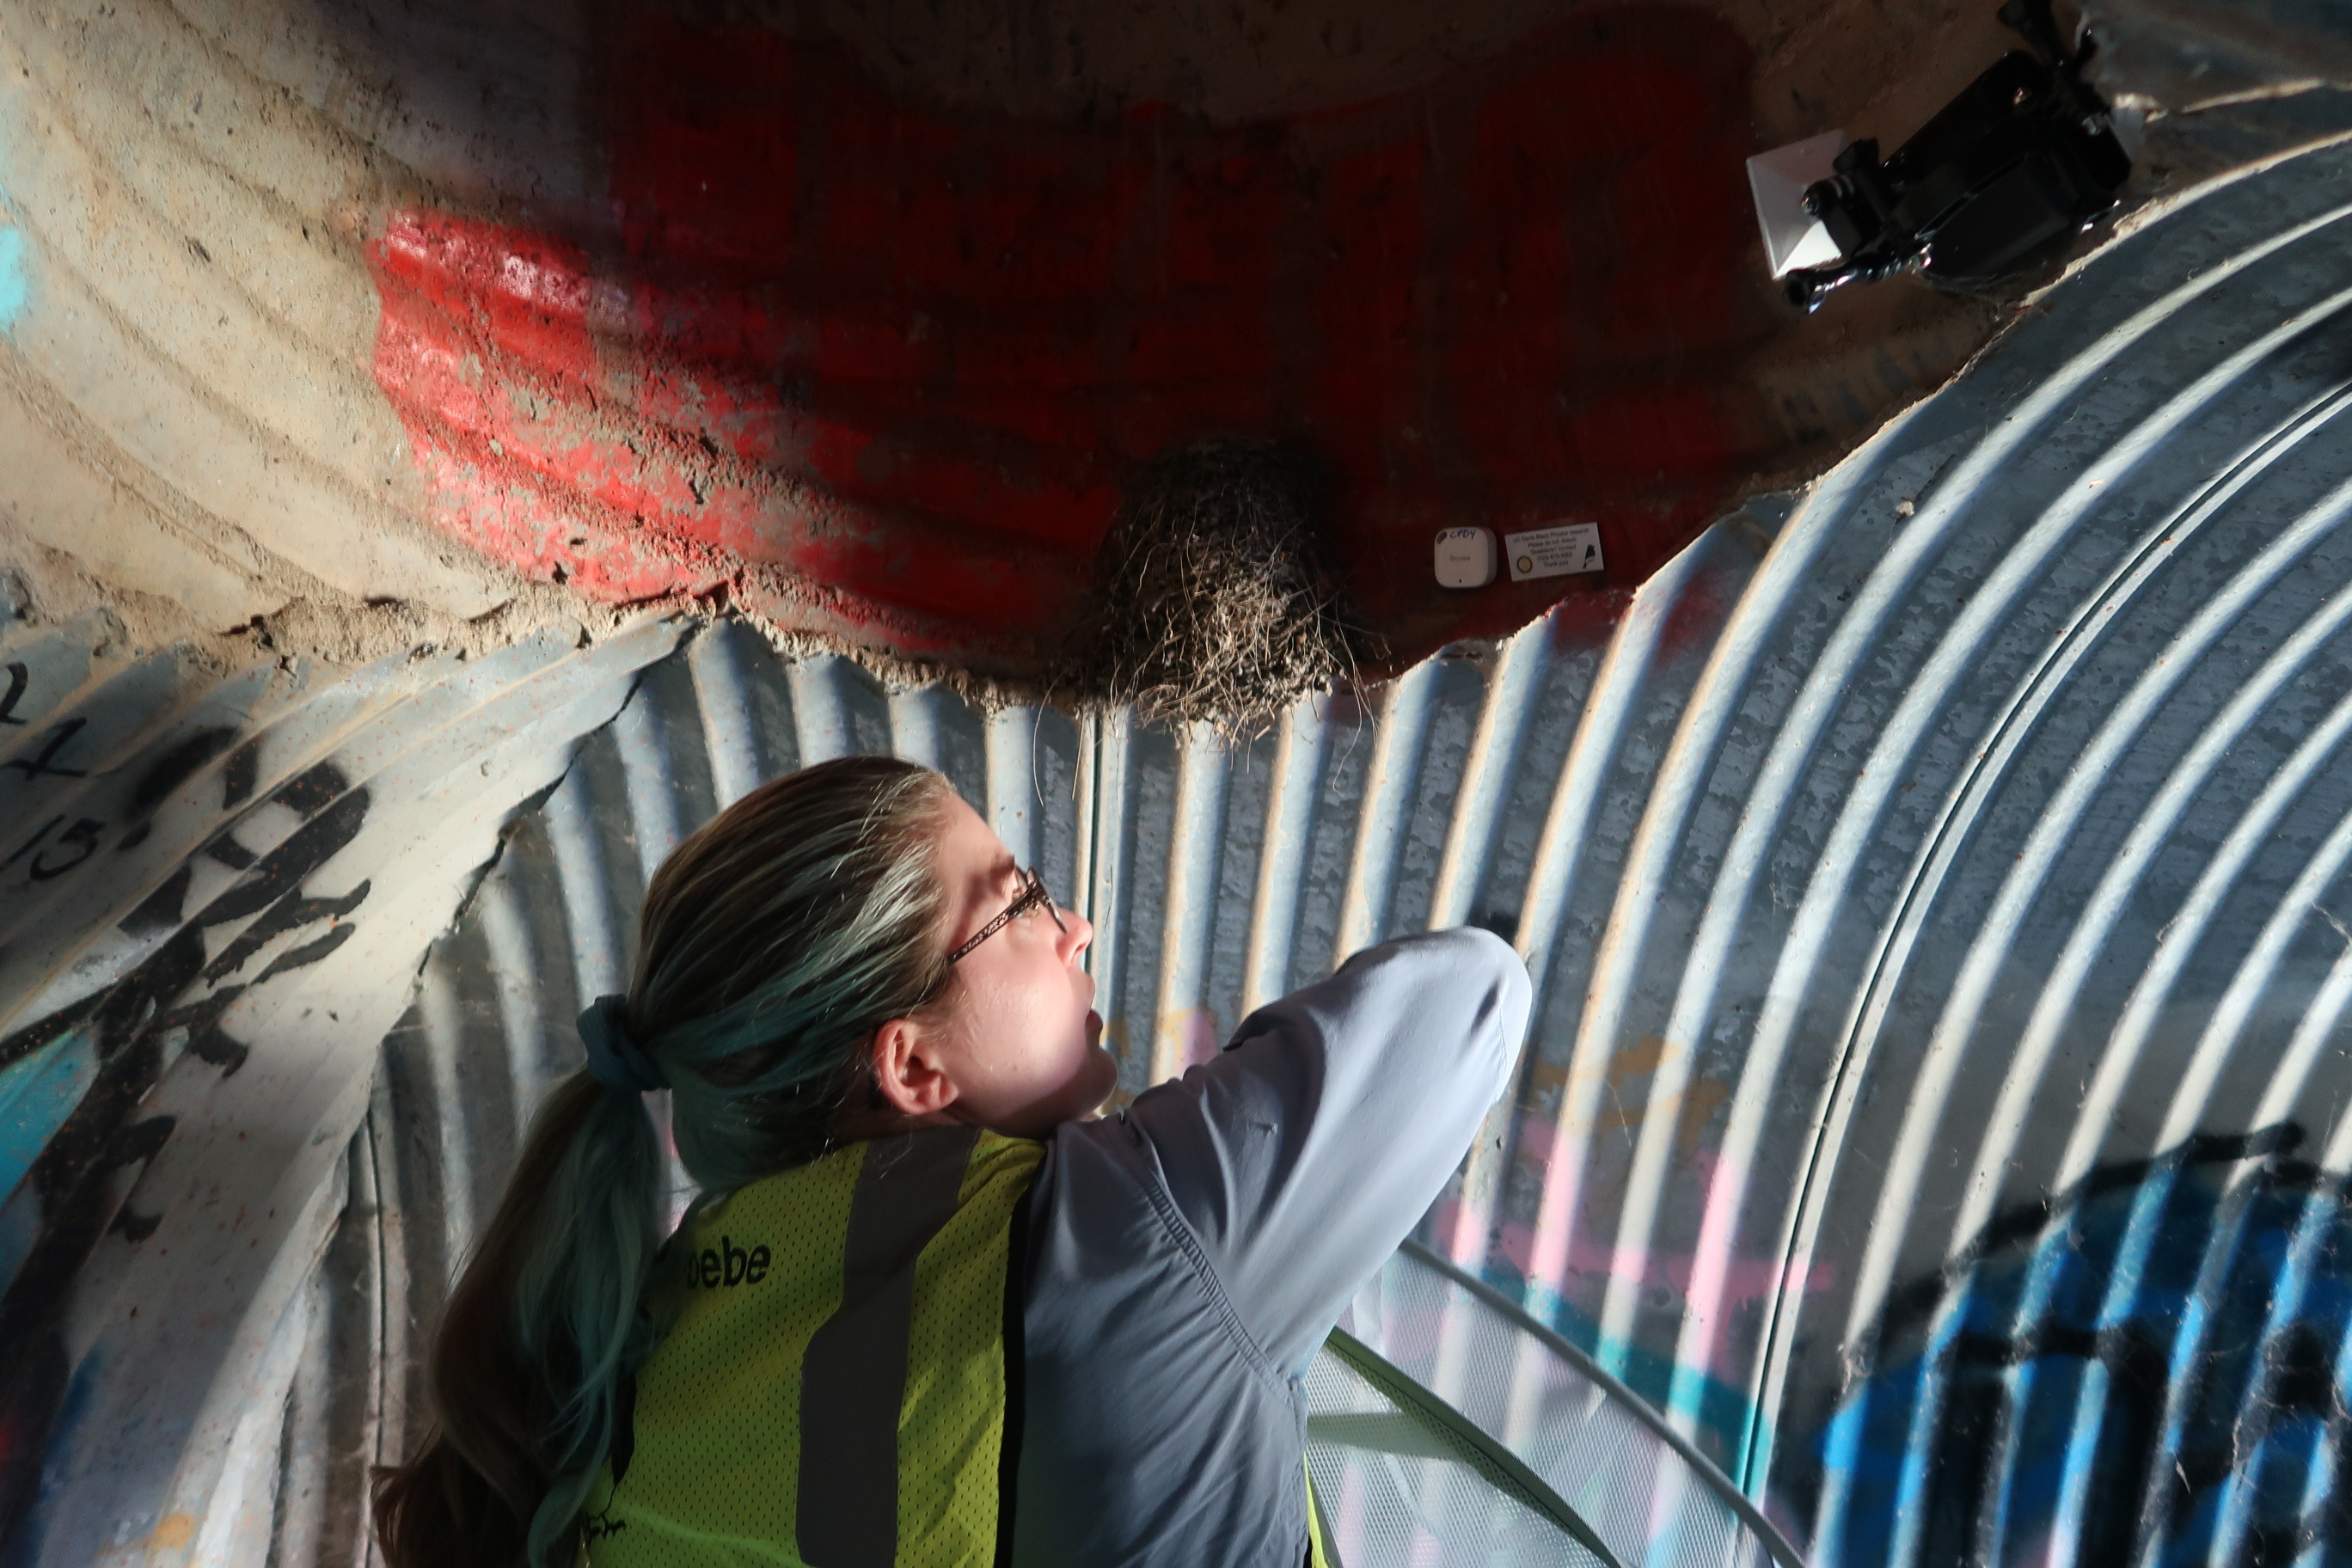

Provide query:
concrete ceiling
left=0, top=0, right=2243, bottom=689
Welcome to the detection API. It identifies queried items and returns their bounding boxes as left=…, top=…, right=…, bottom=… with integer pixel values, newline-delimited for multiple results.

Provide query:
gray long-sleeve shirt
left=1012, top=928, right=1531, bottom=1566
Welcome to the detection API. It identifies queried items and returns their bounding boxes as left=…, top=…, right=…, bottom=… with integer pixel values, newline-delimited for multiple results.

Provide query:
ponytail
left=374, top=756, right=956, bottom=1568
left=372, top=1073, right=667, bottom=1567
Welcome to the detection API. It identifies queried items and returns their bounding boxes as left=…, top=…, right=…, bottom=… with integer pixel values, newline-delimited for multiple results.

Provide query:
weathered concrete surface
left=0, top=0, right=2328, bottom=690
left=0, top=0, right=2022, bottom=686
left=0, top=0, right=602, bottom=667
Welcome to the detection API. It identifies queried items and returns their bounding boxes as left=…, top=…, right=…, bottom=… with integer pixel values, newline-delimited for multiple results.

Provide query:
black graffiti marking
left=0, top=937, right=178, bottom=1081
left=151, top=985, right=250, bottom=1076
left=0, top=942, right=195, bottom=1272
left=0, top=663, right=28, bottom=726
left=252, top=925, right=357, bottom=987
left=201, top=881, right=370, bottom=988
left=203, top=831, right=257, bottom=871
left=0, top=1326, right=66, bottom=1548
left=100, top=1118, right=174, bottom=1244
left=129, top=726, right=239, bottom=820
left=118, top=865, right=192, bottom=935
left=110, top=727, right=241, bottom=858
left=1926, top=1360, right=2002, bottom=1565
left=1, top=718, right=89, bottom=781
left=203, top=756, right=352, bottom=874
left=2266, top=1323, right=2337, bottom=1421
left=194, top=786, right=368, bottom=930
left=2067, top=1322, right=2169, bottom=1568
left=272, top=759, right=349, bottom=818
left=0, top=747, right=376, bottom=1555
left=220, top=738, right=261, bottom=810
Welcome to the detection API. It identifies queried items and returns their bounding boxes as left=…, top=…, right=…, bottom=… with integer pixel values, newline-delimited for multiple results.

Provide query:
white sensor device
left=1435, top=526, right=1498, bottom=589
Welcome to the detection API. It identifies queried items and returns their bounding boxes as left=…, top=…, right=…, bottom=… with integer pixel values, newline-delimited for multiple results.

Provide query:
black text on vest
left=687, top=1235, right=770, bottom=1288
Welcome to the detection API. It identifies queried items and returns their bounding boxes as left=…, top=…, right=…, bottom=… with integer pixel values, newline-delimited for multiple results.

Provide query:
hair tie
left=578, top=995, right=668, bottom=1094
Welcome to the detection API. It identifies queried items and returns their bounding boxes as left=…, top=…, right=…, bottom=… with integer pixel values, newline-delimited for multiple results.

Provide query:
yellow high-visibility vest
left=579, top=1124, right=1336, bottom=1568
left=581, top=1127, right=1035, bottom=1567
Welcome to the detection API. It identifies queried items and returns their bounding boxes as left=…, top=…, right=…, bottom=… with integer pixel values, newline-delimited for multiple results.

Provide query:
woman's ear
left=870, top=1017, right=960, bottom=1118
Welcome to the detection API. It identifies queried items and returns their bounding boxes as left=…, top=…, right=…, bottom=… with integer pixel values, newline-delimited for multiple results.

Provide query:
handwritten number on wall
left=2, top=817, right=106, bottom=882
left=2, top=718, right=89, bottom=781
left=33, top=820, right=101, bottom=881
left=0, top=671, right=107, bottom=879
left=1, top=816, right=61, bottom=873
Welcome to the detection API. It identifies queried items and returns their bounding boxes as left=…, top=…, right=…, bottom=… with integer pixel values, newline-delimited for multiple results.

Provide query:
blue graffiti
left=0, top=228, right=26, bottom=334
left=1802, top=1127, right=2352, bottom=1567
left=0, top=1029, right=94, bottom=1207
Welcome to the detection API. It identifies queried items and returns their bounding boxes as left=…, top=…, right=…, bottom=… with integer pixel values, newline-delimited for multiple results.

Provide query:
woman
left=373, top=754, right=1528, bottom=1567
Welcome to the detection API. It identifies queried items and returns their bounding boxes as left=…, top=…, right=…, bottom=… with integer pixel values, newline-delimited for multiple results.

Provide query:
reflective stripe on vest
left=1304, top=1460, right=1336, bottom=1568
left=583, top=1126, right=1042, bottom=1568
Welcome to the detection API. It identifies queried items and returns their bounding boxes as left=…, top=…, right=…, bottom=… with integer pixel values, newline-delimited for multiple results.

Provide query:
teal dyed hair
left=374, top=756, right=957, bottom=1568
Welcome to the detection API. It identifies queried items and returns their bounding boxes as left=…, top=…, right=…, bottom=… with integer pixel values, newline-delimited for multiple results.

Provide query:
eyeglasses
left=948, top=866, right=1068, bottom=965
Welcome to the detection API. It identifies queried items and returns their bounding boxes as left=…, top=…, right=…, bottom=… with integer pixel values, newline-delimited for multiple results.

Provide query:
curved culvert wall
left=14, top=129, right=2352, bottom=1566
left=0, top=0, right=2004, bottom=683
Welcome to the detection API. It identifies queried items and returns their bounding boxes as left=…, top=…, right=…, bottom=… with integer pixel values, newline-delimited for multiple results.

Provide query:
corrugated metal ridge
left=1784, top=167, right=2352, bottom=1568
left=0, top=613, right=683, bottom=1568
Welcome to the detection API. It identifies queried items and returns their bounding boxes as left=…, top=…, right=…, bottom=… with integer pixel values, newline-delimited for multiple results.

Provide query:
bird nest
left=1055, top=438, right=1381, bottom=734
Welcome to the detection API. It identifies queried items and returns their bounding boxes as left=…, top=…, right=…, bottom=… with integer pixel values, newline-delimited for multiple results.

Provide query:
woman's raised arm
left=1116, top=926, right=1531, bottom=1378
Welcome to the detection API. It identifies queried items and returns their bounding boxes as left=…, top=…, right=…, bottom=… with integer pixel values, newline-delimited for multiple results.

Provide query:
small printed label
left=1504, top=523, right=1605, bottom=582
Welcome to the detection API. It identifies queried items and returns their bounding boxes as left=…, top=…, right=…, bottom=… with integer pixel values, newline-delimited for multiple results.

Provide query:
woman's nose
left=1060, top=909, right=1094, bottom=962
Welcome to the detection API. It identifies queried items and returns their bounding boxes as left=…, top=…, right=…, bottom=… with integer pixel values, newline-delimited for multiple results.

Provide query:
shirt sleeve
left=1108, top=926, right=1530, bottom=1378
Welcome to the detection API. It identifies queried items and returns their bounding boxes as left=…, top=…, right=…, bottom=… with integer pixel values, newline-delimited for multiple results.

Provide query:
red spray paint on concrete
left=366, top=4, right=1770, bottom=671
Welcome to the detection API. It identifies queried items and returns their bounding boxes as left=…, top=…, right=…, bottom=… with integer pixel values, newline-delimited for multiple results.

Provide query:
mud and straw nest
left=1054, top=438, right=1383, bottom=734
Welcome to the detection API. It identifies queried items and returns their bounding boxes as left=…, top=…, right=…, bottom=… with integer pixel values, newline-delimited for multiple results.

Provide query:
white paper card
left=1504, top=523, right=1604, bottom=582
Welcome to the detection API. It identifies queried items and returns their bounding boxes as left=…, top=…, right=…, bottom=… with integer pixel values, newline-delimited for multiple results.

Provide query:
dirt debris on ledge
left=0, top=533, right=626, bottom=674
left=3, top=523, right=1064, bottom=723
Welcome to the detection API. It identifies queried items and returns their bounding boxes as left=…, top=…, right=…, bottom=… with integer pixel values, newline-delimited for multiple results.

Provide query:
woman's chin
left=1077, top=1035, right=1120, bottom=1113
